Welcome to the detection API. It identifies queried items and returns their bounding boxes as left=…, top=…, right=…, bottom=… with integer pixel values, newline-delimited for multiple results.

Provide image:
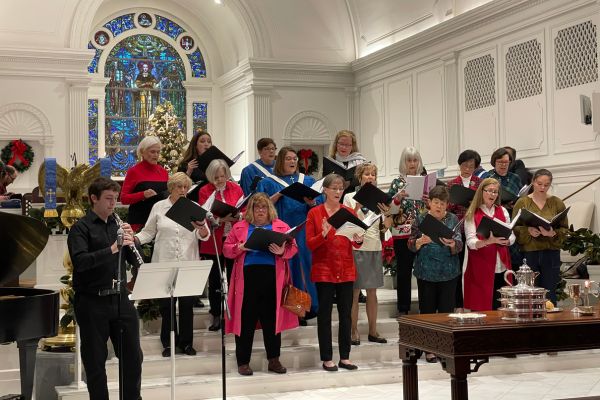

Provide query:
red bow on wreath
left=298, top=149, right=313, bottom=172
left=9, top=140, right=29, bottom=167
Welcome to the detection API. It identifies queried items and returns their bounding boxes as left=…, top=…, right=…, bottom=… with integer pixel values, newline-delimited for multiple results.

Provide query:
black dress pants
left=158, top=296, right=195, bottom=349
left=202, top=253, right=233, bottom=317
left=74, top=293, right=143, bottom=400
left=235, top=264, right=280, bottom=366
left=316, top=281, right=353, bottom=361
left=394, top=238, right=415, bottom=313
left=416, top=277, right=458, bottom=314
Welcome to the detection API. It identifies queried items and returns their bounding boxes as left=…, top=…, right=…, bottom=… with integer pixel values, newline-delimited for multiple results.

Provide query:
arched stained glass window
left=104, top=34, right=187, bottom=176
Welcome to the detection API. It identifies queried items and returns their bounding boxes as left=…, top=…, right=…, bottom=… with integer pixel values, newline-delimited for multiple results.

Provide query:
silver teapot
left=504, top=259, right=540, bottom=288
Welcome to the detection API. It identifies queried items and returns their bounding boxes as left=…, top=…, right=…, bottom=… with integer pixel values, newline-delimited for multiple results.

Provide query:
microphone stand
left=206, top=213, right=231, bottom=400
left=115, top=231, right=125, bottom=400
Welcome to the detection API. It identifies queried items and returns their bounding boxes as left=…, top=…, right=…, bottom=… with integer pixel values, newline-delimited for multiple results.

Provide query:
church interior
left=1, top=0, right=600, bottom=399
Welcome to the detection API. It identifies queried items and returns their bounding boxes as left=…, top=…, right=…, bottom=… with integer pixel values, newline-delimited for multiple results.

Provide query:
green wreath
left=298, top=148, right=319, bottom=175
left=1, top=139, right=35, bottom=173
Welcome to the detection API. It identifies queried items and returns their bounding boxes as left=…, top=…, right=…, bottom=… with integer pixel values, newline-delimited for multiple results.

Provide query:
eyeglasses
left=263, top=147, right=277, bottom=152
left=253, top=204, right=269, bottom=210
left=284, top=157, right=298, bottom=162
left=483, top=189, right=499, bottom=195
left=326, top=187, right=345, bottom=192
left=337, top=142, right=352, bottom=148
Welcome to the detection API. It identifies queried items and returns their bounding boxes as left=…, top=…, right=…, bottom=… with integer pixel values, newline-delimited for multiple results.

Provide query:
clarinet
left=113, top=212, right=144, bottom=266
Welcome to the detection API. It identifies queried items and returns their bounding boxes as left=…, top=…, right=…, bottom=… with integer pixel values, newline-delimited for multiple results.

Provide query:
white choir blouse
left=136, top=198, right=210, bottom=262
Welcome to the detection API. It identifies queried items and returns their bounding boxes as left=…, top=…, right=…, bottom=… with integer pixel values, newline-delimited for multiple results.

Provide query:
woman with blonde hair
left=330, top=130, right=366, bottom=198
left=121, top=135, right=169, bottom=232
left=387, top=146, right=428, bottom=315
left=343, top=163, right=392, bottom=345
left=224, top=192, right=299, bottom=376
left=136, top=172, right=211, bottom=356
left=463, top=178, right=515, bottom=311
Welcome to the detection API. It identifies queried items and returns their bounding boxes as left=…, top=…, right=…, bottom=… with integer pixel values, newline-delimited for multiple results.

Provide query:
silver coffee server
left=498, top=259, right=548, bottom=322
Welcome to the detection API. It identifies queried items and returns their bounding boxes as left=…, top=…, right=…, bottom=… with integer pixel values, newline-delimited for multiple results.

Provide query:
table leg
left=399, top=346, right=419, bottom=400
left=450, top=373, right=468, bottom=400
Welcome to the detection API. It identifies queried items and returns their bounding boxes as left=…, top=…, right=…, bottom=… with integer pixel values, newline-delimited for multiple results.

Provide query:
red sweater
left=447, top=174, right=481, bottom=225
left=198, top=181, right=244, bottom=255
left=120, top=160, right=169, bottom=231
left=306, top=204, right=359, bottom=283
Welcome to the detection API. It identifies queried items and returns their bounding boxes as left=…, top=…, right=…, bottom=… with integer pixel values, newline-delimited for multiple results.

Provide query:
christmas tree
left=145, top=101, right=188, bottom=172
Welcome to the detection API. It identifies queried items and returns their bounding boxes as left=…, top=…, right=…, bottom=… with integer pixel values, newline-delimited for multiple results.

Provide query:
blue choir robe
left=239, top=159, right=275, bottom=195
left=257, top=174, right=320, bottom=315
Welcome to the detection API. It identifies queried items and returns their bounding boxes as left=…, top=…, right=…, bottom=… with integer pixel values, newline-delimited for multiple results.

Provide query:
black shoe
left=338, top=361, right=358, bottom=370
left=298, top=318, right=308, bottom=326
left=368, top=334, right=387, bottom=344
left=351, top=339, right=360, bottom=346
left=238, top=364, right=253, bottom=376
left=358, top=291, right=367, bottom=303
left=182, top=345, right=196, bottom=356
left=425, top=353, right=438, bottom=363
left=208, top=318, right=220, bottom=331
left=322, top=362, right=338, bottom=372
left=162, top=347, right=171, bottom=357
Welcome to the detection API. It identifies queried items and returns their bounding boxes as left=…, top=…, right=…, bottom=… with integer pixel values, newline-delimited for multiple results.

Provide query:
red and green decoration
left=1, top=139, right=34, bottom=173
left=298, top=148, right=319, bottom=175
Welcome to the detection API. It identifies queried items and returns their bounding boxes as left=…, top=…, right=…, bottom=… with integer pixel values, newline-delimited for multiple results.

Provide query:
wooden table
left=398, top=310, right=600, bottom=400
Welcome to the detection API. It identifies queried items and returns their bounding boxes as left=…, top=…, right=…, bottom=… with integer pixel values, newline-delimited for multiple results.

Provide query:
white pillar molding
left=345, top=87, right=358, bottom=132
left=67, top=78, right=91, bottom=165
left=441, top=51, right=459, bottom=172
left=249, top=84, right=273, bottom=139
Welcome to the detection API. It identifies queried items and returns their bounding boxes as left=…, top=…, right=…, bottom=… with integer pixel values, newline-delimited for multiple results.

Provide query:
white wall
left=353, top=0, right=600, bottom=229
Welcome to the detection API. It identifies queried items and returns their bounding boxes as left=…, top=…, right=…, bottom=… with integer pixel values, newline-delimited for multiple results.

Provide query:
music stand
left=131, top=260, right=212, bottom=400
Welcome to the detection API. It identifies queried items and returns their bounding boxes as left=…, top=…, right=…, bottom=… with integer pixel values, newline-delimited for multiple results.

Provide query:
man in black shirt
left=67, top=177, right=143, bottom=400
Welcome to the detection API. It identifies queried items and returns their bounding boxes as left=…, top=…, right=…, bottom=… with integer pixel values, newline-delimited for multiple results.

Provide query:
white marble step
left=56, top=350, right=600, bottom=400
left=140, top=317, right=400, bottom=354
left=141, top=297, right=401, bottom=334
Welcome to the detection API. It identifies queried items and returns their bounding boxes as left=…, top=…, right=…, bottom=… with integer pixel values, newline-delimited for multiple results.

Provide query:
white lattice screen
left=555, top=20, right=598, bottom=90
left=464, top=54, right=496, bottom=111
left=506, top=39, right=543, bottom=102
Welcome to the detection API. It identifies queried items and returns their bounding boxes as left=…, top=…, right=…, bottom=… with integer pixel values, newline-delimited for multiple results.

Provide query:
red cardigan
left=306, top=204, right=360, bottom=283
left=198, top=180, right=244, bottom=255
left=447, top=174, right=481, bottom=224
left=120, top=160, right=169, bottom=231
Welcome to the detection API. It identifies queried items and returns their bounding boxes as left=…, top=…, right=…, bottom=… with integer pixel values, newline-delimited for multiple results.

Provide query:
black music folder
left=327, top=207, right=369, bottom=231
left=418, top=213, right=455, bottom=246
left=322, top=157, right=356, bottom=181
left=165, top=197, right=208, bottom=231
left=127, top=181, right=169, bottom=224
left=353, top=182, right=393, bottom=214
left=476, top=209, right=521, bottom=239
left=449, top=185, right=476, bottom=207
left=210, top=193, right=251, bottom=218
left=244, top=228, right=290, bottom=252
left=196, top=146, right=243, bottom=172
left=279, top=182, right=321, bottom=204
left=519, top=207, right=570, bottom=231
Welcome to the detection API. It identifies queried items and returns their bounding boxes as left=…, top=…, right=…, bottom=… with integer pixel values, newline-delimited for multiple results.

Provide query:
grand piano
left=0, top=211, right=59, bottom=400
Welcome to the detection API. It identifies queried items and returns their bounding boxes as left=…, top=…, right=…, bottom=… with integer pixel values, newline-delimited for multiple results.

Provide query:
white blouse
left=464, top=204, right=515, bottom=273
left=136, top=198, right=210, bottom=262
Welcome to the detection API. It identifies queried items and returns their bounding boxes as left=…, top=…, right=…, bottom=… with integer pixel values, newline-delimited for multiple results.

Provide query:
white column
left=345, top=87, right=357, bottom=132
left=67, top=78, right=91, bottom=165
left=250, top=85, right=273, bottom=139
left=441, top=52, right=459, bottom=171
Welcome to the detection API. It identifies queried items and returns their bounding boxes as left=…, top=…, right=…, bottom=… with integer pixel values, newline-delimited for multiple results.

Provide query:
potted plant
left=562, top=228, right=600, bottom=265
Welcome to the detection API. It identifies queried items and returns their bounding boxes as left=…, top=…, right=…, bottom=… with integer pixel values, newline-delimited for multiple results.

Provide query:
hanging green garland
left=1, top=139, right=35, bottom=172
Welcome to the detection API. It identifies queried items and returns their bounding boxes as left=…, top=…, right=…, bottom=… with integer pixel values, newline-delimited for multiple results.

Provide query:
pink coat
left=223, top=219, right=299, bottom=336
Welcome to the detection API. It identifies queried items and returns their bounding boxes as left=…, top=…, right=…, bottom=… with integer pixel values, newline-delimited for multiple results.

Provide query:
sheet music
left=201, top=190, right=216, bottom=210
left=231, top=150, right=244, bottom=164
left=311, top=178, right=324, bottom=193
left=404, top=175, right=426, bottom=200
left=334, top=223, right=366, bottom=240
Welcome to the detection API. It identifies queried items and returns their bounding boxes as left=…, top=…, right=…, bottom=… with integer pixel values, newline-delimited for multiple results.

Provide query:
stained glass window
left=104, top=34, right=187, bottom=176
left=103, top=14, right=135, bottom=37
left=88, top=99, right=99, bottom=165
left=88, top=42, right=102, bottom=74
left=193, top=102, right=208, bottom=132
left=187, top=49, right=207, bottom=78
left=154, top=15, right=184, bottom=40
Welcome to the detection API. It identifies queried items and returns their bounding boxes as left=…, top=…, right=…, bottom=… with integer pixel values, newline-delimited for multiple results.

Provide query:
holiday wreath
left=298, top=148, right=319, bottom=175
left=1, top=139, right=34, bottom=172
